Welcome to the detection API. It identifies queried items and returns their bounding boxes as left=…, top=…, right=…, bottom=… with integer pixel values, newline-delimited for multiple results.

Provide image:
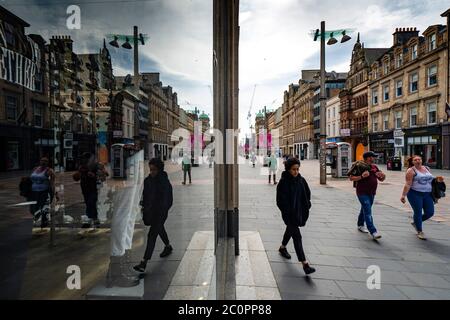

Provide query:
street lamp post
left=313, top=22, right=353, bottom=185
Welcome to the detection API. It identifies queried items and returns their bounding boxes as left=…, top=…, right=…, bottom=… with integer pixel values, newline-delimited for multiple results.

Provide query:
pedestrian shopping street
left=1, top=159, right=450, bottom=300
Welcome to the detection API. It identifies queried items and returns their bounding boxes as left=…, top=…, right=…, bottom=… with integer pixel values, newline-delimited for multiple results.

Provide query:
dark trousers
left=269, top=174, right=277, bottom=183
left=82, top=190, right=98, bottom=220
left=282, top=225, right=306, bottom=262
left=143, top=223, right=170, bottom=260
left=30, top=191, right=50, bottom=223
left=183, top=167, right=192, bottom=184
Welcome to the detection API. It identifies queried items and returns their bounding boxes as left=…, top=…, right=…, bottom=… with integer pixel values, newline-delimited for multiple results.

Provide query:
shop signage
left=394, top=130, right=404, bottom=137
left=0, top=21, right=42, bottom=91
left=113, top=130, right=123, bottom=138
left=341, top=129, right=351, bottom=137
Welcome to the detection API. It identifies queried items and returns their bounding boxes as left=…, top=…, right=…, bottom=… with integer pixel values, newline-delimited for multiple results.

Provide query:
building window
left=327, top=124, right=330, bottom=136
left=396, top=80, right=403, bottom=97
left=429, top=34, right=436, bottom=51
left=410, top=106, right=418, bottom=127
left=372, top=88, right=379, bottom=105
left=372, top=115, right=379, bottom=132
left=411, top=44, right=418, bottom=60
left=6, top=96, right=18, bottom=121
left=395, top=111, right=402, bottom=129
left=332, top=123, right=336, bottom=136
left=396, top=53, right=403, bottom=68
left=410, top=73, right=418, bottom=93
left=333, top=107, right=336, bottom=118
left=33, top=102, right=44, bottom=127
left=383, top=84, right=390, bottom=102
left=383, top=113, right=389, bottom=131
left=4, top=22, right=16, bottom=46
left=427, top=102, right=437, bottom=125
left=34, top=72, right=43, bottom=92
left=427, top=65, right=437, bottom=87
left=383, top=62, right=389, bottom=75
left=64, top=120, right=72, bottom=131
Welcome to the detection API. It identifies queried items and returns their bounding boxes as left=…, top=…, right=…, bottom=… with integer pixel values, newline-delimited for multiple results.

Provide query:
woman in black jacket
left=276, top=158, right=316, bottom=275
left=134, top=158, right=173, bottom=273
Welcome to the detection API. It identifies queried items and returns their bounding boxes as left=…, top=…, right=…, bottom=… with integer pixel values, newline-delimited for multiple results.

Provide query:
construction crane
left=247, top=84, right=257, bottom=127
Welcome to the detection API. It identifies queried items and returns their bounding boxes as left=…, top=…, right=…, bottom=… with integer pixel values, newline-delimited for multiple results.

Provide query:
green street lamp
left=311, top=23, right=355, bottom=185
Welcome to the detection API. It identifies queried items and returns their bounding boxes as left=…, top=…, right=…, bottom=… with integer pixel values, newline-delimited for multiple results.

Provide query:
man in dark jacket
left=276, top=157, right=315, bottom=275
left=134, top=158, right=173, bottom=273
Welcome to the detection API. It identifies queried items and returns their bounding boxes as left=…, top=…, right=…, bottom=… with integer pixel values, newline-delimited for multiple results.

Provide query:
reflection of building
left=340, top=33, right=389, bottom=162
left=312, top=72, right=346, bottom=158
left=326, top=94, right=341, bottom=143
left=268, top=107, right=283, bottom=157
left=368, top=17, right=449, bottom=168
left=0, top=7, right=50, bottom=171
left=292, top=71, right=319, bottom=160
left=164, top=86, right=180, bottom=159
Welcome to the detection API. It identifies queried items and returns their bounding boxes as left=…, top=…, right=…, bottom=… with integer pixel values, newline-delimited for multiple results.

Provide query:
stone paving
left=1, top=158, right=450, bottom=300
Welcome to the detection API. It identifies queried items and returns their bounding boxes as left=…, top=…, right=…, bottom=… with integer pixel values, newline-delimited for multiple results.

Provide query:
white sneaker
left=417, top=232, right=427, bottom=240
left=358, top=226, right=369, bottom=234
left=371, top=233, right=382, bottom=240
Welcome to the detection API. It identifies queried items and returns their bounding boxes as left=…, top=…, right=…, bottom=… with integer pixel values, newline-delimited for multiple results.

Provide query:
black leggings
left=282, top=225, right=306, bottom=262
left=143, top=224, right=170, bottom=260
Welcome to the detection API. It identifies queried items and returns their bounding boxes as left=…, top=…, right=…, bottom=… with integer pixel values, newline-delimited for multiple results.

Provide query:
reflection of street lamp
left=312, top=22, right=353, bottom=185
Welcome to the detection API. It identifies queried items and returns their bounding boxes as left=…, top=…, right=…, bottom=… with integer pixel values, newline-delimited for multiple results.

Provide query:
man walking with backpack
left=348, top=152, right=386, bottom=240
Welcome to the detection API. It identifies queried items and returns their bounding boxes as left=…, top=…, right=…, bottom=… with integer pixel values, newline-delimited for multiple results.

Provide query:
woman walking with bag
left=401, top=155, right=445, bottom=240
left=29, top=157, right=57, bottom=227
left=276, top=158, right=316, bottom=275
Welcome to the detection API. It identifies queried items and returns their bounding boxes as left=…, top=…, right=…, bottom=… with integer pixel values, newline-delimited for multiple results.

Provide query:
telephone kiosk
left=111, top=144, right=139, bottom=179
left=326, top=142, right=352, bottom=178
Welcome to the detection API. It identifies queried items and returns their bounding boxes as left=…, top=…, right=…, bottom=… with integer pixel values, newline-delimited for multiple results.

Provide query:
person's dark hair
left=149, top=158, right=164, bottom=171
left=407, top=155, right=421, bottom=169
left=284, top=157, right=301, bottom=171
left=82, top=152, right=92, bottom=160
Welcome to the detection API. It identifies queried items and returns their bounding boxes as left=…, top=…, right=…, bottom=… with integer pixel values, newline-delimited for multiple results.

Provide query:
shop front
left=294, top=142, right=314, bottom=160
left=369, top=132, right=395, bottom=165
left=442, top=123, right=450, bottom=170
left=404, top=126, right=442, bottom=169
left=0, top=125, right=55, bottom=172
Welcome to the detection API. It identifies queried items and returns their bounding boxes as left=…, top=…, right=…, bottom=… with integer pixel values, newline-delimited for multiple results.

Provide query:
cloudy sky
left=3, top=0, right=450, bottom=136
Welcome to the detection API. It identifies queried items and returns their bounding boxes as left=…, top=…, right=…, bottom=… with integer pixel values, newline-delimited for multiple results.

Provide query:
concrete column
left=213, top=0, right=239, bottom=300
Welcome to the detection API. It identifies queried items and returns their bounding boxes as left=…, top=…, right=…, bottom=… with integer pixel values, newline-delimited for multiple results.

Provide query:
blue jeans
left=407, top=189, right=435, bottom=232
left=357, top=194, right=377, bottom=235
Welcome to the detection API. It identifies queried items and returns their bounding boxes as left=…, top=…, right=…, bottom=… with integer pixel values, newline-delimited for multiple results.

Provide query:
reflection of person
left=76, top=153, right=107, bottom=227
left=251, top=153, right=256, bottom=168
left=134, top=158, right=173, bottom=273
left=276, top=158, right=315, bottom=275
left=349, top=152, right=386, bottom=240
left=30, top=157, right=57, bottom=227
left=401, top=155, right=444, bottom=240
left=107, top=151, right=144, bottom=288
left=182, top=154, right=192, bottom=185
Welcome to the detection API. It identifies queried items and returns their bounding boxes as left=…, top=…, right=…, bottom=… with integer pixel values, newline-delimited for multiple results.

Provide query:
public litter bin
left=392, top=157, right=402, bottom=171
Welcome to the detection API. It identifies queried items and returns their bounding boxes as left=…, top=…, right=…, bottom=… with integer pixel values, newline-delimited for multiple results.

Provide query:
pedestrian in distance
left=29, top=157, right=58, bottom=228
left=276, top=157, right=316, bottom=275
left=348, top=151, right=386, bottom=240
left=182, top=153, right=192, bottom=185
left=134, top=158, right=173, bottom=273
left=401, top=155, right=445, bottom=240
left=251, top=153, right=257, bottom=168
left=268, top=153, right=278, bottom=185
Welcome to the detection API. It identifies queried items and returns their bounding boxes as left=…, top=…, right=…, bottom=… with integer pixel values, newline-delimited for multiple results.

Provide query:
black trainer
left=303, top=264, right=316, bottom=275
left=279, top=247, right=291, bottom=260
left=133, top=260, right=147, bottom=273
left=160, top=245, right=173, bottom=258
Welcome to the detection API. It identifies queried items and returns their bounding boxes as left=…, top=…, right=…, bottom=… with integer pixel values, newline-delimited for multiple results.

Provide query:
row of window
left=5, top=96, right=45, bottom=127
left=327, top=122, right=340, bottom=137
left=371, top=101, right=437, bottom=132
left=377, top=33, right=437, bottom=79
left=371, top=64, right=437, bottom=106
